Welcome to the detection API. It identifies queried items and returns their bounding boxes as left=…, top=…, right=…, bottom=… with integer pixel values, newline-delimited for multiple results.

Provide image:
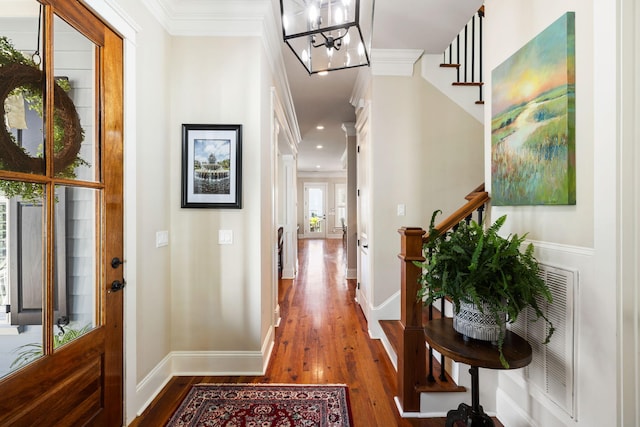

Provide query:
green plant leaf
left=417, top=210, right=555, bottom=367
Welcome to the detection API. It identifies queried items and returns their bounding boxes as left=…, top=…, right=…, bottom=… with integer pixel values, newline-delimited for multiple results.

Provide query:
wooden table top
left=423, top=318, right=532, bottom=370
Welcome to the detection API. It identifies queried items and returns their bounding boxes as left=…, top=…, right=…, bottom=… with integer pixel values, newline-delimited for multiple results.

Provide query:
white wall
left=345, top=127, right=358, bottom=278
left=123, top=0, right=172, bottom=384
left=368, top=59, right=484, bottom=311
left=486, top=1, right=622, bottom=425
left=618, top=2, right=640, bottom=426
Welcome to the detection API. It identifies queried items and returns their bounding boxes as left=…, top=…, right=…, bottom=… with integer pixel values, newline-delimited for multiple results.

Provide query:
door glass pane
left=334, top=183, right=346, bottom=228
left=308, top=187, right=324, bottom=233
left=0, top=3, right=45, bottom=175
left=53, top=185, right=98, bottom=350
left=0, top=180, right=45, bottom=379
left=52, top=15, right=97, bottom=182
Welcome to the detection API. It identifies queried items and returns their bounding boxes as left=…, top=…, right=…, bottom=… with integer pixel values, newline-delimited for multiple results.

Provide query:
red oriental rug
left=166, top=383, right=353, bottom=427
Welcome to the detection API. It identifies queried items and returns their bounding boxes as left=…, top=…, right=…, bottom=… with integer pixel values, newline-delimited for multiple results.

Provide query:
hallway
left=131, top=238, right=462, bottom=426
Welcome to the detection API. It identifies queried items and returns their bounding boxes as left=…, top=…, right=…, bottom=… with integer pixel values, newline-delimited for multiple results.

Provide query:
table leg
left=445, top=367, right=495, bottom=427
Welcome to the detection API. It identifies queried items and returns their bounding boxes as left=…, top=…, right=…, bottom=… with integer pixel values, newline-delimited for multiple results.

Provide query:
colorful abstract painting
left=491, top=12, right=576, bottom=206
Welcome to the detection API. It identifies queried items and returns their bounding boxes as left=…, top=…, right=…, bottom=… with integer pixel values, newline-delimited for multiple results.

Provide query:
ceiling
left=282, top=0, right=484, bottom=173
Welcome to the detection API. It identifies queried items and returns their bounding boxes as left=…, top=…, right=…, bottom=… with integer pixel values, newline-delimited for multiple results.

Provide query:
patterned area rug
left=166, top=383, right=353, bottom=426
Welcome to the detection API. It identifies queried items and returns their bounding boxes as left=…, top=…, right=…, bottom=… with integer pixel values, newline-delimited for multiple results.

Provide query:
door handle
left=363, top=244, right=368, bottom=248
left=109, top=279, right=126, bottom=293
left=111, top=257, right=125, bottom=269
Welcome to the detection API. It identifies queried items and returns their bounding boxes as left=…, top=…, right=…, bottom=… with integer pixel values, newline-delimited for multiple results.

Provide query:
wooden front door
left=0, top=0, right=124, bottom=425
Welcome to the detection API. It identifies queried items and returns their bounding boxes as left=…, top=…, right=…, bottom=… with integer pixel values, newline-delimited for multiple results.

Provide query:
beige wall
left=369, top=61, right=484, bottom=308
left=258, top=44, right=276, bottom=346
left=168, top=36, right=267, bottom=351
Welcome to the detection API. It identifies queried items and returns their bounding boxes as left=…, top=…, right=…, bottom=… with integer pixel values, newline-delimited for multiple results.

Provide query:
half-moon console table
left=423, top=318, right=532, bottom=427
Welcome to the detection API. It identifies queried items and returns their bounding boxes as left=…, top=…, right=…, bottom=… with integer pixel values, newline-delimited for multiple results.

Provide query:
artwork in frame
left=491, top=12, right=576, bottom=206
left=181, top=124, right=242, bottom=208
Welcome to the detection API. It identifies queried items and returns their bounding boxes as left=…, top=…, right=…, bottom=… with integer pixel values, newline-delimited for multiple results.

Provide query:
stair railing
left=441, top=6, right=485, bottom=104
left=397, top=184, right=489, bottom=413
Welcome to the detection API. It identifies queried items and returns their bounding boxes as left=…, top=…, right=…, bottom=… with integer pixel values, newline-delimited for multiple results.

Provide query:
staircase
left=384, top=186, right=489, bottom=416
left=420, top=7, right=485, bottom=123
left=378, top=6, right=488, bottom=417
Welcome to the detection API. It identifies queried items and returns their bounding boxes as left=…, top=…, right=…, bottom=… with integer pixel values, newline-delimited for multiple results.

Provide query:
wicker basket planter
left=453, top=301, right=506, bottom=343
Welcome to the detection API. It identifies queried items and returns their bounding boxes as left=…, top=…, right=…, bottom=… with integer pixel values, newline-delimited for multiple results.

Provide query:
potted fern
left=416, top=210, right=554, bottom=368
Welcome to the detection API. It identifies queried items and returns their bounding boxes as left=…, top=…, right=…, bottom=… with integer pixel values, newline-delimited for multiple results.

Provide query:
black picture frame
left=181, top=124, right=242, bottom=209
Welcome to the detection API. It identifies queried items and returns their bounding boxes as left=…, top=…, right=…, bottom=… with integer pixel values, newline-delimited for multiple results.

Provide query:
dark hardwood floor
left=129, top=238, right=501, bottom=426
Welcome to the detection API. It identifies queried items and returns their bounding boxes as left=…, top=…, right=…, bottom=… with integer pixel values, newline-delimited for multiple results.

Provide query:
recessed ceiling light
left=318, top=71, right=329, bottom=76
left=316, top=145, right=323, bottom=149
left=316, top=165, right=321, bottom=168
left=316, top=125, right=325, bottom=130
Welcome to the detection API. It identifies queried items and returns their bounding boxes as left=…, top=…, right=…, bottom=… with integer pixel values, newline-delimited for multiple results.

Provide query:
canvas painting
left=491, top=12, right=576, bottom=206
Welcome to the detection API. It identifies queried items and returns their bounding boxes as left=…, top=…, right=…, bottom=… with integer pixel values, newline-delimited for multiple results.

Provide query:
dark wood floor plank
left=128, top=239, right=502, bottom=427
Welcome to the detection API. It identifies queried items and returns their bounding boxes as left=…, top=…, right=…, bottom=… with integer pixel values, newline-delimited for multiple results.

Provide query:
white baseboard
left=496, top=389, right=535, bottom=427
left=274, top=304, right=281, bottom=327
left=134, top=327, right=275, bottom=417
left=171, top=350, right=266, bottom=376
left=298, top=234, right=342, bottom=239
left=366, top=291, right=401, bottom=340
left=282, top=266, right=296, bottom=278
left=135, top=353, right=173, bottom=417
left=394, top=397, right=448, bottom=418
left=395, top=395, right=497, bottom=419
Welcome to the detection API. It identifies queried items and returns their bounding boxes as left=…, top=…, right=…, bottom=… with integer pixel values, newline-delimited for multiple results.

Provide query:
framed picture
left=181, top=124, right=242, bottom=208
left=491, top=12, right=576, bottom=206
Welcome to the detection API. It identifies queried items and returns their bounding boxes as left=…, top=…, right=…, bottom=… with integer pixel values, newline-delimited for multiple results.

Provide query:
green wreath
left=0, top=62, right=84, bottom=174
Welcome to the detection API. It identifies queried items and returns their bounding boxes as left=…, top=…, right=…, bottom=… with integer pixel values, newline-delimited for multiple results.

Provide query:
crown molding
left=371, top=48, right=424, bottom=76
left=140, top=0, right=172, bottom=30
left=142, top=0, right=271, bottom=36
left=140, top=0, right=300, bottom=144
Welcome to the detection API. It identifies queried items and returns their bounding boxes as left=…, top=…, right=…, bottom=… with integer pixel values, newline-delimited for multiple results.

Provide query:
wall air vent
left=510, top=263, right=577, bottom=418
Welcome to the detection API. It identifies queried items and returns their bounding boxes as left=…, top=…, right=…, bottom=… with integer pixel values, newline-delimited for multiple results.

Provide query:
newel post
left=397, top=227, right=426, bottom=413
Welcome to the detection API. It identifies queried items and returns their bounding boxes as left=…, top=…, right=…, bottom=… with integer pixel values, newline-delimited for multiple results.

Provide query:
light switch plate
left=397, top=204, right=406, bottom=216
left=156, top=230, right=169, bottom=247
left=219, top=230, right=233, bottom=245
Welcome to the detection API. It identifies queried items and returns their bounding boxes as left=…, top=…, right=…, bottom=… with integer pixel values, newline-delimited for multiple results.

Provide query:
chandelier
left=279, top=0, right=373, bottom=75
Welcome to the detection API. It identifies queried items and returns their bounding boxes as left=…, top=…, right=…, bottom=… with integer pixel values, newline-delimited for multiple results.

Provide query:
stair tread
left=452, top=81, right=484, bottom=87
left=440, top=63, right=460, bottom=68
left=379, top=319, right=466, bottom=394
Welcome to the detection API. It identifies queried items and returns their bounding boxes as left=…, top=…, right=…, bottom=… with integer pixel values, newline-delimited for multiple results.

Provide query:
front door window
left=0, top=4, right=101, bottom=377
left=304, top=183, right=327, bottom=238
